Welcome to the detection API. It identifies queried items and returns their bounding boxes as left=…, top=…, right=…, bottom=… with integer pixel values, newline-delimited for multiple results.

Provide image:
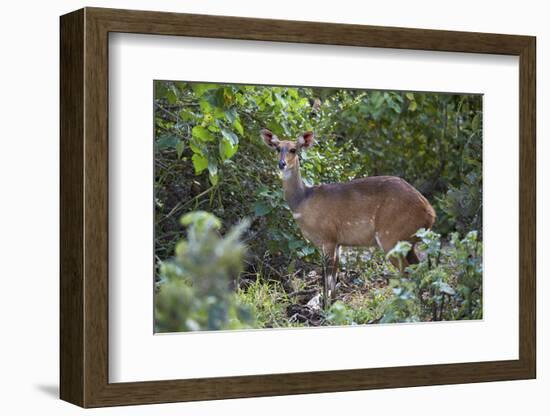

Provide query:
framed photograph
left=60, top=7, right=536, bottom=408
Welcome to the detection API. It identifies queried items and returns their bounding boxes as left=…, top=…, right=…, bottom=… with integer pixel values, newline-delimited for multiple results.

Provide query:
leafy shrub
left=324, top=301, right=355, bottom=326
left=155, top=211, right=255, bottom=332
left=381, top=229, right=483, bottom=323
left=438, top=170, right=482, bottom=235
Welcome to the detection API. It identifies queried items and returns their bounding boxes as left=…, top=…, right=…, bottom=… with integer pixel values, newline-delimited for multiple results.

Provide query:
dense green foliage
left=154, top=81, right=483, bottom=331
left=155, top=211, right=254, bottom=332
left=378, top=228, right=482, bottom=323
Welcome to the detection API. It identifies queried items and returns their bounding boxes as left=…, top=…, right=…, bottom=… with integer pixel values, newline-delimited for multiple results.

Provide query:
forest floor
left=236, top=246, right=412, bottom=328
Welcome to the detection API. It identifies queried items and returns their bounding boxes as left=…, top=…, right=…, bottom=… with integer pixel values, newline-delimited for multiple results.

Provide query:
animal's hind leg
left=406, top=245, right=420, bottom=265
left=377, top=233, right=410, bottom=272
left=321, top=243, right=339, bottom=305
left=329, top=245, right=340, bottom=301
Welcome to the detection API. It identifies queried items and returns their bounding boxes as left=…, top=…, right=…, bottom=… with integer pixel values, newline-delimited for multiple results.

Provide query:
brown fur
left=261, top=129, right=436, bottom=302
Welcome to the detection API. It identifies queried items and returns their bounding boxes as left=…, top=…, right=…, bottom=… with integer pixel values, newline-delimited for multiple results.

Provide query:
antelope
left=261, top=129, right=436, bottom=304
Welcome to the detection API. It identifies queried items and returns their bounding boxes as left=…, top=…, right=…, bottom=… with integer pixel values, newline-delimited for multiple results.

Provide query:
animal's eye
left=289, top=149, right=296, bottom=154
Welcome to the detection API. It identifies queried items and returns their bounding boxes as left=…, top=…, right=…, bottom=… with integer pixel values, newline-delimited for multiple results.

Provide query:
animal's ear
left=261, top=129, right=279, bottom=148
left=298, top=131, right=315, bottom=149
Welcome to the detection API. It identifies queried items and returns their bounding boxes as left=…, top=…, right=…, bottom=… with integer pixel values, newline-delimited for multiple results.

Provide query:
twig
left=154, top=102, right=180, bottom=121
left=288, top=313, right=309, bottom=323
left=287, top=288, right=318, bottom=298
left=251, top=255, right=284, bottom=278
left=157, top=186, right=216, bottom=224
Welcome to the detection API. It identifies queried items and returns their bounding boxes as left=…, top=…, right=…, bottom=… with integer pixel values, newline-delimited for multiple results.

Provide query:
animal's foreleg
left=328, top=246, right=340, bottom=301
left=321, top=244, right=339, bottom=305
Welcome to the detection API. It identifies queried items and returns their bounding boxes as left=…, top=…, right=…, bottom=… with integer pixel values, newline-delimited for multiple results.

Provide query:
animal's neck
left=283, top=159, right=307, bottom=212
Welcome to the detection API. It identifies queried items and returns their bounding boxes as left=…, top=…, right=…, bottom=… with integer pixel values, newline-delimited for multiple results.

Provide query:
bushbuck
left=261, top=129, right=436, bottom=304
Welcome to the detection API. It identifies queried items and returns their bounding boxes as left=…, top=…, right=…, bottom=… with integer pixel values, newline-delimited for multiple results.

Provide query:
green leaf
left=189, top=139, right=203, bottom=154
left=472, top=113, right=481, bottom=131
left=156, top=134, right=179, bottom=150
left=256, top=185, right=270, bottom=197
left=298, top=246, right=315, bottom=257
left=207, top=156, right=218, bottom=177
left=191, top=83, right=217, bottom=97
left=154, top=82, right=168, bottom=100
left=221, top=129, right=239, bottom=145
left=438, top=282, right=456, bottom=296
left=287, top=88, right=299, bottom=99
left=179, top=108, right=195, bottom=121
left=389, top=100, right=402, bottom=114
left=405, top=92, right=415, bottom=100
left=225, top=108, right=237, bottom=124
left=209, top=172, right=219, bottom=186
left=192, top=126, right=215, bottom=142
left=191, top=153, right=208, bottom=174
left=288, top=240, right=304, bottom=249
left=219, top=138, right=238, bottom=160
left=369, top=91, right=384, bottom=110
left=199, top=98, right=212, bottom=113
left=174, top=81, right=187, bottom=91
left=386, top=241, right=412, bottom=259
left=166, top=89, right=177, bottom=105
left=205, top=88, right=225, bottom=109
left=254, top=202, right=273, bottom=216
left=408, top=100, right=418, bottom=112
left=176, top=141, right=185, bottom=159
left=233, top=118, right=244, bottom=135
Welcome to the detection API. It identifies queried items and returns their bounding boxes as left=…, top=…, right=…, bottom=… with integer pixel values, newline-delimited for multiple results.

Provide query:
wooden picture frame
left=60, top=7, right=536, bottom=408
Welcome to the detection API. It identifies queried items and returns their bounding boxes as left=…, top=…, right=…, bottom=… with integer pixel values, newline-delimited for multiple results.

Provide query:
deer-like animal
left=261, top=129, right=436, bottom=304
